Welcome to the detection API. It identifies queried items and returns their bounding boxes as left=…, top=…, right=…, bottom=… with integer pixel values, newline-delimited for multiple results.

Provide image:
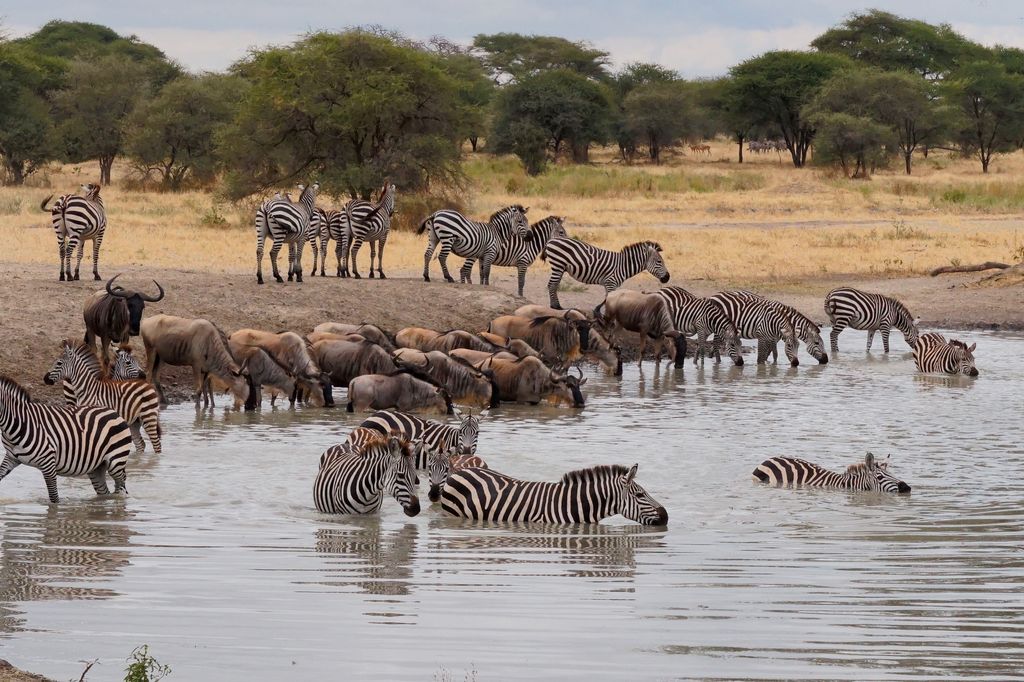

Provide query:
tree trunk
left=904, top=151, right=912, bottom=175
left=7, top=161, right=25, bottom=186
left=737, top=134, right=744, bottom=163
left=571, top=140, right=590, bottom=164
left=469, top=136, right=478, bottom=152
left=99, top=156, right=114, bottom=185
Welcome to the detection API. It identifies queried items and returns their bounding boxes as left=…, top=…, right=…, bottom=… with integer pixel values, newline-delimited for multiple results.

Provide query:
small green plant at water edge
left=124, top=645, right=171, bottom=682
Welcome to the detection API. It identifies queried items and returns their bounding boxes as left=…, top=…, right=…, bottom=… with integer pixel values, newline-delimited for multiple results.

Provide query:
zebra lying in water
left=752, top=453, right=910, bottom=493
left=913, top=333, right=979, bottom=376
left=314, top=431, right=421, bottom=516
left=440, top=463, right=668, bottom=525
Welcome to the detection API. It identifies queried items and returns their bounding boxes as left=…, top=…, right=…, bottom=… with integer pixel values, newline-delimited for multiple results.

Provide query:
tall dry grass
left=2, top=141, right=1023, bottom=284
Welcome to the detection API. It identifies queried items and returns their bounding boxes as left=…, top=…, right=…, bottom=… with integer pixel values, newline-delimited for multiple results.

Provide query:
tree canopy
left=472, top=33, right=610, bottom=83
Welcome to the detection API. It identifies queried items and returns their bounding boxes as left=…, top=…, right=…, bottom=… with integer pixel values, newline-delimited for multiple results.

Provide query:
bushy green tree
left=432, top=43, right=494, bottom=151
left=220, top=30, right=470, bottom=199
left=0, top=40, right=56, bottom=184
left=610, top=62, right=678, bottom=162
left=622, top=81, right=695, bottom=164
left=472, top=33, right=610, bottom=83
left=945, top=58, right=1024, bottom=172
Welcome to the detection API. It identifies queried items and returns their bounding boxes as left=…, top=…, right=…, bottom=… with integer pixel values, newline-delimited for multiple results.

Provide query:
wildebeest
left=229, top=330, right=333, bottom=407
left=596, top=290, right=685, bottom=368
left=83, top=275, right=165, bottom=367
left=311, top=322, right=396, bottom=353
left=391, top=348, right=500, bottom=409
left=141, top=314, right=252, bottom=408
left=346, top=370, right=453, bottom=414
left=513, top=304, right=589, bottom=322
left=473, top=355, right=586, bottom=407
left=449, top=348, right=521, bottom=364
left=311, top=338, right=398, bottom=387
left=396, top=327, right=509, bottom=355
left=226, top=341, right=297, bottom=408
left=487, top=315, right=588, bottom=368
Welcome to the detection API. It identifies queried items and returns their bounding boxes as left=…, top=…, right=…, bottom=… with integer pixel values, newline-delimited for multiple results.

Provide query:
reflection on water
left=0, top=329, right=1022, bottom=681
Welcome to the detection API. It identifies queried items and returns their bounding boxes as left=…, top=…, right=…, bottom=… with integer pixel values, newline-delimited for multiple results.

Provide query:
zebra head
left=512, top=205, right=530, bottom=239
left=383, top=436, right=421, bottom=517
left=615, top=464, right=669, bottom=526
left=80, top=183, right=102, bottom=200
left=644, top=243, right=670, bottom=284
left=801, top=323, right=828, bottom=364
left=457, top=412, right=480, bottom=455
left=949, top=340, right=979, bottom=376
left=721, top=324, right=744, bottom=366
left=426, top=446, right=456, bottom=503
left=43, top=345, right=69, bottom=386
left=112, top=346, right=145, bottom=380
left=865, top=453, right=911, bottom=493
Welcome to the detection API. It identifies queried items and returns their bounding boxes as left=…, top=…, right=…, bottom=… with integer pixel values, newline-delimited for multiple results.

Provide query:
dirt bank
left=1, top=261, right=1020, bottom=405
left=0, top=661, right=51, bottom=682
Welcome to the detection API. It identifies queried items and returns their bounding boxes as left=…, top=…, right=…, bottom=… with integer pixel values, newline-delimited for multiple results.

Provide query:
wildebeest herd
left=9, top=183, right=981, bottom=521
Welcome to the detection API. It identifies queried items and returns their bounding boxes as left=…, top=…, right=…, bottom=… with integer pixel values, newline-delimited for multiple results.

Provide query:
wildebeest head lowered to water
left=83, top=274, right=164, bottom=365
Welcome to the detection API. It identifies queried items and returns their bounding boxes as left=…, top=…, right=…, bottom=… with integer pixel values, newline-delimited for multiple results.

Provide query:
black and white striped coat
left=753, top=453, right=910, bottom=493
left=306, top=206, right=330, bottom=277
left=357, top=409, right=480, bottom=460
left=313, top=432, right=421, bottom=516
left=41, top=183, right=107, bottom=282
left=308, top=208, right=348, bottom=278
left=0, top=376, right=133, bottom=503
left=711, top=291, right=800, bottom=366
left=111, top=348, right=145, bottom=380
left=824, top=287, right=920, bottom=353
left=440, top=463, right=668, bottom=525
left=44, top=341, right=162, bottom=454
left=344, top=183, right=396, bottom=280
left=541, top=238, right=670, bottom=309
left=653, top=286, right=744, bottom=367
left=255, top=183, right=319, bottom=284
left=731, top=291, right=828, bottom=364
left=913, top=333, right=979, bottom=376
left=419, top=205, right=530, bottom=285
left=459, top=216, right=568, bottom=295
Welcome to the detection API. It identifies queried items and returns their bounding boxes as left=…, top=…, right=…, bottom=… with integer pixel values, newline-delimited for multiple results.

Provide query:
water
left=1, top=330, right=1022, bottom=681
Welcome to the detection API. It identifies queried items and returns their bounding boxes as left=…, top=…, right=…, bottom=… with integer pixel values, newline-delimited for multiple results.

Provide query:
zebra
left=913, top=333, right=978, bottom=376
left=731, top=291, right=828, bottom=364
left=255, top=182, right=319, bottom=284
left=306, top=206, right=330, bottom=277
left=824, top=287, right=920, bottom=353
left=0, top=375, right=134, bottom=503
left=710, top=291, right=800, bottom=366
left=654, top=288, right=744, bottom=367
left=112, top=347, right=145, bottom=380
left=458, top=216, right=568, bottom=295
left=44, top=340, right=162, bottom=454
left=419, top=205, right=530, bottom=285
left=41, top=183, right=107, bottom=282
left=440, top=463, right=668, bottom=525
left=313, top=432, right=421, bottom=516
left=357, top=409, right=480, bottom=460
left=753, top=452, right=910, bottom=493
left=344, top=182, right=396, bottom=279
left=541, top=238, right=670, bottom=309
left=309, top=207, right=347, bottom=277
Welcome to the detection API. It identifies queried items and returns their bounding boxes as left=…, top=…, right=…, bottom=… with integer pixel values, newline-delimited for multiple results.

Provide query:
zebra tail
left=416, top=215, right=431, bottom=235
left=39, top=195, right=54, bottom=212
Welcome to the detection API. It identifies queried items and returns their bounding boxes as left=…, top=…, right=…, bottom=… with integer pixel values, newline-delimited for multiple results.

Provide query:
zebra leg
left=340, top=231, right=351, bottom=278
left=0, top=452, right=21, bottom=483
left=293, top=240, right=304, bottom=283
left=269, top=239, right=284, bottom=283
left=256, top=233, right=266, bottom=284
left=142, top=413, right=162, bottom=453
left=517, top=264, right=527, bottom=297
left=108, top=461, right=128, bottom=496
left=73, top=239, right=86, bottom=280
left=309, top=240, right=319, bottom=276
left=756, top=338, right=771, bottom=364
left=368, top=241, right=377, bottom=279
left=480, top=256, right=494, bottom=286
left=829, top=322, right=845, bottom=353
left=91, top=233, right=103, bottom=280
left=129, top=421, right=146, bottom=454
left=437, top=244, right=456, bottom=283
left=286, top=242, right=297, bottom=282
left=335, top=241, right=346, bottom=278
left=866, top=329, right=875, bottom=352
left=36, top=455, right=60, bottom=503
left=376, top=237, right=387, bottom=279
left=423, top=232, right=438, bottom=282
left=547, top=268, right=564, bottom=309
left=88, top=464, right=111, bottom=495
left=319, top=234, right=328, bottom=276
left=460, top=258, right=475, bottom=284
left=351, top=237, right=363, bottom=279
left=881, top=325, right=892, bottom=353
left=57, top=240, right=66, bottom=281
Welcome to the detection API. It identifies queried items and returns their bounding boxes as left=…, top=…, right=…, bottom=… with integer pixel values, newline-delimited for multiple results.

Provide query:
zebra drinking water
left=458, top=215, right=568, bottom=295
left=711, top=291, right=800, bottom=366
left=824, top=287, right=920, bottom=353
left=357, top=409, right=480, bottom=459
left=653, top=287, right=744, bottom=367
left=913, top=333, right=979, bottom=376
left=419, top=205, right=530, bottom=285
left=255, top=182, right=319, bottom=284
left=731, top=291, right=828, bottom=364
left=41, top=183, right=107, bottom=282
left=313, top=432, right=421, bottom=516
left=753, top=453, right=910, bottom=493
left=440, top=463, right=668, bottom=525
left=541, top=238, right=670, bottom=309
left=344, top=182, right=396, bottom=279
left=0, top=375, right=134, bottom=503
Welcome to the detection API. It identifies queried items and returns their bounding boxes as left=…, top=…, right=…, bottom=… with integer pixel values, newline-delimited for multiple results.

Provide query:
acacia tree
left=472, top=33, right=610, bottom=83
left=0, top=40, right=56, bottom=184
left=729, top=51, right=850, bottom=168
left=611, top=62, right=678, bottom=162
left=623, top=81, right=695, bottom=164
left=52, top=55, right=150, bottom=184
left=945, top=59, right=1024, bottom=173
left=220, top=30, right=470, bottom=199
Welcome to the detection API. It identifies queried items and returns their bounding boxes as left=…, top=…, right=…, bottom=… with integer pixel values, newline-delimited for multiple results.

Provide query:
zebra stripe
left=306, top=207, right=330, bottom=277
left=255, top=183, right=319, bottom=284
left=0, top=376, right=134, bottom=503
left=824, top=287, right=920, bottom=353
left=309, top=208, right=349, bottom=278
left=731, top=291, right=828, bottom=364
left=111, top=348, right=145, bottom=380
left=357, top=410, right=480, bottom=462
left=419, top=205, right=530, bottom=285
left=913, top=333, right=978, bottom=376
left=313, top=432, right=420, bottom=516
left=541, top=238, right=670, bottom=309
left=753, top=453, right=910, bottom=493
left=45, top=341, right=162, bottom=454
left=42, top=183, right=107, bottom=282
left=710, top=291, right=799, bottom=366
left=440, top=463, right=668, bottom=525
left=654, top=287, right=744, bottom=367
left=459, top=216, right=568, bottom=295
left=345, top=183, right=395, bottom=280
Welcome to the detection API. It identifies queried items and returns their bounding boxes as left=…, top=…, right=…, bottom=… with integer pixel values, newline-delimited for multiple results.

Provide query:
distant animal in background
left=41, top=183, right=107, bottom=282
left=913, top=333, right=978, bottom=376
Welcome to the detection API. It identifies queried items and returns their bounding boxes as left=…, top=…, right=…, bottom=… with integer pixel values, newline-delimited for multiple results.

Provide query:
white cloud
left=120, top=26, right=301, bottom=71
left=952, top=22, right=1024, bottom=48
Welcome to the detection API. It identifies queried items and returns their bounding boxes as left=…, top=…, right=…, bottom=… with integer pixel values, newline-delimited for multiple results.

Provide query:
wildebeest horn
left=105, top=274, right=129, bottom=298
left=140, top=280, right=165, bottom=302
left=574, top=363, right=584, bottom=379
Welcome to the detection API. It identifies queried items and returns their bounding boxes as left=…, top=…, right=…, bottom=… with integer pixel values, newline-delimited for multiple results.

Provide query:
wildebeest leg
left=192, top=367, right=205, bottom=407
left=88, top=463, right=111, bottom=495
left=91, top=232, right=103, bottom=280
left=881, top=324, right=892, bottom=353
left=637, top=334, right=646, bottom=368
left=437, top=243, right=455, bottom=283
left=829, top=321, right=845, bottom=353
left=269, top=238, right=284, bottom=283
left=866, top=328, right=875, bottom=352
left=460, top=258, right=475, bottom=284
left=149, top=353, right=168, bottom=406
left=376, top=237, right=387, bottom=279
left=129, top=421, right=145, bottom=453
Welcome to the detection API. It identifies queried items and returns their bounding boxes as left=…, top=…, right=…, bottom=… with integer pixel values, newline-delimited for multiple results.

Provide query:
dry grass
left=2, top=142, right=1023, bottom=285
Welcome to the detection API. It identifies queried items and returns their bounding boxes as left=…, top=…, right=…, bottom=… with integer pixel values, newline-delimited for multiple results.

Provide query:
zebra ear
left=865, top=452, right=875, bottom=468
left=626, top=463, right=638, bottom=484
left=968, top=342, right=976, bottom=352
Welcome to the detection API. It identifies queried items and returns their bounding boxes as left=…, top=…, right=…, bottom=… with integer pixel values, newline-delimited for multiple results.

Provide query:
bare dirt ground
left=0, top=661, right=51, bottom=682
left=1, top=259, right=1020, bottom=406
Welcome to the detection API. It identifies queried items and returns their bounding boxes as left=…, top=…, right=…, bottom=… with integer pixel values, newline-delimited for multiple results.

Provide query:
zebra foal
left=0, top=376, right=133, bottom=503
left=314, top=431, right=421, bottom=516
left=913, top=333, right=978, bottom=376
left=440, top=463, right=668, bottom=525
left=824, top=287, right=919, bottom=353
left=541, top=238, right=670, bottom=309
left=41, top=183, right=107, bottom=282
left=753, top=453, right=910, bottom=493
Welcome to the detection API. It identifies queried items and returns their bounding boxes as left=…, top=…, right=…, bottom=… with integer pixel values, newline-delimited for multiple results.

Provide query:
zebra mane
left=890, top=297, right=914, bottom=321
left=845, top=462, right=872, bottom=475
left=949, top=339, right=971, bottom=352
left=0, top=375, right=31, bottom=401
left=64, top=340, right=103, bottom=374
left=489, top=205, right=522, bottom=223
left=560, top=464, right=630, bottom=485
left=624, top=241, right=662, bottom=253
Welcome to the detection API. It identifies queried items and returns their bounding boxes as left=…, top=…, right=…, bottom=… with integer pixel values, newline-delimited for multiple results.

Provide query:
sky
left=5, top=1, right=1024, bottom=76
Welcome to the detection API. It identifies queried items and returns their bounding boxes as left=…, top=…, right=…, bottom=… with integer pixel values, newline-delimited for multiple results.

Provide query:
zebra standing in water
left=0, top=376, right=133, bottom=503
left=440, top=463, right=668, bottom=525
left=41, top=183, right=107, bottom=282
left=541, top=238, right=670, bottom=309
left=44, top=340, right=162, bottom=454
left=345, top=182, right=396, bottom=279
left=711, top=291, right=800, bottom=366
left=357, top=409, right=481, bottom=459
left=913, top=333, right=979, bottom=376
left=255, top=182, right=319, bottom=284
left=313, top=432, right=421, bottom=516
left=419, top=205, right=530, bottom=285
left=824, top=287, right=920, bottom=353
left=654, top=288, right=744, bottom=367
left=731, top=291, right=828, bottom=364
left=753, top=452, right=910, bottom=493
left=458, top=216, right=568, bottom=295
